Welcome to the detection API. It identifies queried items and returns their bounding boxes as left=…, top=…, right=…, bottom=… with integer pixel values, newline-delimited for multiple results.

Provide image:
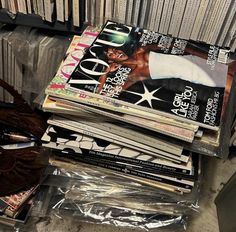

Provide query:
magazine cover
left=43, top=95, right=197, bottom=143
left=42, top=125, right=192, bottom=173
left=45, top=25, right=101, bottom=96
left=54, top=151, right=196, bottom=192
left=46, top=116, right=189, bottom=163
left=66, top=20, right=236, bottom=129
left=0, top=185, right=37, bottom=217
left=52, top=150, right=193, bottom=194
left=51, top=96, right=197, bottom=143
left=44, top=25, right=200, bottom=132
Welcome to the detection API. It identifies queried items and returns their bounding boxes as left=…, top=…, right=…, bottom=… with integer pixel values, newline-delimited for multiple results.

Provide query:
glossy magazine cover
left=67, top=21, right=236, bottom=129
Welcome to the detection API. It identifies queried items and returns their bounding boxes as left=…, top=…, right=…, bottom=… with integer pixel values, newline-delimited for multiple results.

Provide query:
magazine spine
left=190, top=0, right=209, bottom=41
left=184, top=0, right=201, bottom=40
left=52, top=115, right=185, bottom=156
left=164, top=0, right=175, bottom=35
left=72, top=0, right=80, bottom=26
left=217, top=1, right=236, bottom=46
left=50, top=117, right=187, bottom=160
left=154, top=0, right=164, bottom=32
left=199, top=0, right=216, bottom=41
left=168, top=0, right=181, bottom=36
left=210, top=0, right=232, bottom=45
left=43, top=138, right=192, bottom=176
left=125, top=0, right=133, bottom=25
left=65, top=85, right=219, bottom=131
left=117, top=0, right=127, bottom=24
left=158, top=0, right=169, bottom=34
left=225, top=20, right=236, bottom=47
left=47, top=118, right=184, bottom=162
left=42, top=124, right=192, bottom=168
left=47, top=144, right=195, bottom=180
left=91, top=149, right=194, bottom=177
left=46, top=91, right=199, bottom=132
left=205, top=0, right=224, bottom=43
left=173, top=0, right=187, bottom=37
left=131, top=0, right=141, bottom=26
left=178, top=0, right=194, bottom=39
left=149, top=0, right=159, bottom=31
left=66, top=116, right=184, bottom=155
left=54, top=149, right=193, bottom=190
left=106, top=0, right=115, bottom=21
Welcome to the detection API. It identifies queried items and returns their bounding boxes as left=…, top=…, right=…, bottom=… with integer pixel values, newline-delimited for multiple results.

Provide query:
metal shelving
left=0, top=8, right=83, bottom=34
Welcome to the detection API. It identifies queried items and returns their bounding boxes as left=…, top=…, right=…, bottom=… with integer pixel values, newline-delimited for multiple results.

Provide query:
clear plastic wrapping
left=0, top=154, right=201, bottom=231
left=9, top=27, right=70, bottom=94
left=28, top=157, right=201, bottom=231
left=0, top=25, right=71, bottom=105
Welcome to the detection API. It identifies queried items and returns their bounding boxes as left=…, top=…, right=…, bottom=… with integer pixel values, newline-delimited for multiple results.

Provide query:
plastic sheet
left=9, top=28, right=70, bottom=94
left=29, top=156, right=201, bottom=231
left=1, top=215, right=186, bottom=232
left=0, top=25, right=71, bottom=105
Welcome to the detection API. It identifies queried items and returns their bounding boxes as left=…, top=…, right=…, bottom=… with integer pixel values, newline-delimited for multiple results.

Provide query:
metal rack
left=0, top=8, right=82, bottom=34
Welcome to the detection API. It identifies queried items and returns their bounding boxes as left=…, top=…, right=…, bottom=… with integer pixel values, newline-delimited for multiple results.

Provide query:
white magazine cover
left=47, top=116, right=189, bottom=163
left=42, top=125, right=194, bottom=174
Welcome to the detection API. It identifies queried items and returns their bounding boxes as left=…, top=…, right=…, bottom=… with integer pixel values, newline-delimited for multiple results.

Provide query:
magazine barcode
left=217, top=49, right=229, bottom=64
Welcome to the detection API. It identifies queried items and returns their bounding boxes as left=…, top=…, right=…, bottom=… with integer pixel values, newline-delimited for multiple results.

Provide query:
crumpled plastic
left=28, top=157, right=201, bottom=231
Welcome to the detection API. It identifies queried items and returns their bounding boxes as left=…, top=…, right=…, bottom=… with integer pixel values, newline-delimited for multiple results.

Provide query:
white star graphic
left=124, top=83, right=165, bottom=108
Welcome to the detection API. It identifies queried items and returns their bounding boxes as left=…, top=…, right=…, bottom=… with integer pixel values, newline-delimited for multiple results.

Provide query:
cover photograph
left=66, top=21, right=236, bottom=129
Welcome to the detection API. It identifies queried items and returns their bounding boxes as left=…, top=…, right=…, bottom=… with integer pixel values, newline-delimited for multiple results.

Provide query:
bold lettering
left=103, top=21, right=132, bottom=36
left=61, top=63, right=76, bottom=78
left=173, top=94, right=183, bottom=107
left=79, top=58, right=109, bottom=76
left=88, top=44, right=103, bottom=58
left=96, top=33, right=127, bottom=47
left=171, top=108, right=187, bottom=117
left=95, top=22, right=132, bottom=47
left=183, top=86, right=193, bottom=100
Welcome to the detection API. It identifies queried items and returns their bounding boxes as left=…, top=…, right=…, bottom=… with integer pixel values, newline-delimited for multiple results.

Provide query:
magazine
left=49, top=96, right=197, bottom=143
left=42, top=125, right=194, bottom=175
left=54, top=114, right=185, bottom=155
left=53, top=150, right=194, bottom=193
left=0, top=202, right=33, bottom=226
left=46, top=117, right=190, bottom=163
left=56, top=99, right=197, bottom=142
left=45, top=26, right=100, bottom=96
left=44, top=143, right=196, bottom=181
left=66, top=20, right=236, bottom=130
left=44, top=26, right=199, bottom=132
left=0, top=185, right=37, bottom=218
left=49, top=155, right=191, bottom=194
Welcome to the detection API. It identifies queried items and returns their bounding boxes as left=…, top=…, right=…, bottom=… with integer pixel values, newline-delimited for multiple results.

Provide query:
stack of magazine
left=42, top=21, right=236, bottom=195
left=0, top=24, right=70, bottom=105
left=1, top=0, right=236, bottom=50
left=0, top=186, right=38, bottom=227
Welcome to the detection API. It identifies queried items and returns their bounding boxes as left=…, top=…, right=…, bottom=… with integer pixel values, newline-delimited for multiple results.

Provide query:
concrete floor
left=188, top=153, right=236, bottom=232
left=1, top=152, right=236, bottom=232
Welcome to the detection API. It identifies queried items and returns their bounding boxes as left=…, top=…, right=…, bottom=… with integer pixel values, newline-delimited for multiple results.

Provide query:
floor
left=188, top=152, right=236, bottom=232
left=1, top=151, right=236, bottom=232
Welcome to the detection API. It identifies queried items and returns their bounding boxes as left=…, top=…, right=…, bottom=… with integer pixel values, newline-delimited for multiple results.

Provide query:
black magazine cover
left=41, top=125, right=195, bottom=179
left=66, top=21, right=236, bottom=129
